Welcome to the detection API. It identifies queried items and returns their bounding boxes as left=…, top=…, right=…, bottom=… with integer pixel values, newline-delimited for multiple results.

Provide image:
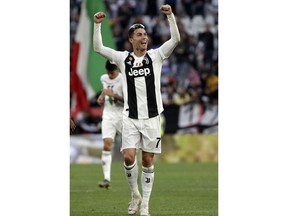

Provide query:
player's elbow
left=175, top=33, right=181, bottom=43
left=93, top=43, right=101, bottom=52
left=93, top=42, right=98, bottom=52
left=173, top=36, right=180, bottom=45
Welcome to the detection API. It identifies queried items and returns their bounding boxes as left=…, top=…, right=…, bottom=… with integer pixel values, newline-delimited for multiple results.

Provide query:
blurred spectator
left=134, top=0, right=147, bottom=15
left=70, top=0, right=81, bottom=52
left=162, top=83, right=177, bottom=105
left=186, top=35, right=198, bottom=67
left=198, top=23, right=215, bottom=67
left=181, top=0, right=193, bottom=18
left=186, top=66, right=203, bottom=103
left=112, top=25, right=125, bottom=50
left=117, top=1, right=133, bottom=29
left=161, top=58, right=172, bottom=78
left=172, top=31, right=191, bottom=85
left=129, top=15, right=153, bottom=35
left=104, top=0, right=119, bottom=19
left=121, top=39, right=133, bottom=52
left=192, top=0, right=205, bottom=17
left=174, top=87, right=191, bottom=105
left=203, top=69, right=218, bottom=104
left=151, top=16, right=169, bottom=47
left=144, top=0, right=159, bottom=17
left=165, top=0, right=177, bottom=16
left=73, top=94, right=103, bottom=134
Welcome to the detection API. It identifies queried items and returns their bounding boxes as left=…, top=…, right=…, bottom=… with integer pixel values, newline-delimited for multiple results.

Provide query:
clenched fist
left=94, top=12, right=106, bottom=23
left=160, top=4, right=172, bottom=15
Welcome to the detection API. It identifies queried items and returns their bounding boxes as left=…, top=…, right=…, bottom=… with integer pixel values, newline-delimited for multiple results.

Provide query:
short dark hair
left=128, top=23, right=145, bottom=38
left=105, top=60, right=117, bottom=71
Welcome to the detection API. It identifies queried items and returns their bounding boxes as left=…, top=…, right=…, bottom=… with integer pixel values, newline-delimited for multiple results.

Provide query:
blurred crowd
left=70, top=0, right=218, bottom=134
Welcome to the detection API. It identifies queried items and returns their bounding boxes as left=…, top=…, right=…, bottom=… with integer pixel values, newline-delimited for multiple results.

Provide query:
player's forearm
left=113, top=93, right=124, bottom=102
left=167, top=13, right=180, bottom=44
left=93, top=23, right=103, bottom=52
left=158, top=13, right=181, bottom=58
left=96, top=90, right=105, bottom=105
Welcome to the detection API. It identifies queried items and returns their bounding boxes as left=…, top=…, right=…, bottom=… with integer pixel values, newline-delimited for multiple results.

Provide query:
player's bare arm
left=97, top=91, right=105, bottom=106
left=103, top=88, right=124, bottom=103
left=113, top=94, right=124, bottom=103
left=103, top=88, right=113, bottom=97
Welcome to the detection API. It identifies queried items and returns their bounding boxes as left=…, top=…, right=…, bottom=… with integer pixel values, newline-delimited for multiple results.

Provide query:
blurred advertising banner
left=163, top=103, right=218, bottom=134
left=158, top=134, right=218, bottom=163
left=70, top=134, right=217, bottom=164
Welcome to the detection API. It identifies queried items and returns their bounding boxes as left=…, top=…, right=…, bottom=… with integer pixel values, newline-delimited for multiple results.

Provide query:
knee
left=142, top=153, right=154, bottom=167
left=123, top=152, right=135, bottom=166
left=103, top=138, right=113, bottom=151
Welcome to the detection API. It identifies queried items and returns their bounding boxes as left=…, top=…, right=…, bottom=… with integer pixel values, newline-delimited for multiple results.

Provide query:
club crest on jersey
left=126, top=57, right=133, bottom=65
left=128, top=67, right=151, bottom=77
left=143, top=56, right=149, bottom=65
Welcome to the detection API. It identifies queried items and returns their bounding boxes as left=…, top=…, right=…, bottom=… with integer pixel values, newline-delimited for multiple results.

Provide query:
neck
left=133, top=48, right=146, bottom=57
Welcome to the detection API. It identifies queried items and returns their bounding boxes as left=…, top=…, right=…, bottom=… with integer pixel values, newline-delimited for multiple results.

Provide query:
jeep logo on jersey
left=128, top=67, right=151, bottom=77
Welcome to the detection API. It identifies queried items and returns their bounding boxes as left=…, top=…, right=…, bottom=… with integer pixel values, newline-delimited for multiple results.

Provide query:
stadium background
left=70, top=0, right=218, bottom=163
left=2, top=1, right=287, bottom=216
left=69, top=0, right=218, bottom=215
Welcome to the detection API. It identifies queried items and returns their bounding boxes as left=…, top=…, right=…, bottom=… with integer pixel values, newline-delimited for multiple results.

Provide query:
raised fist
left=160, top=4, right=172, bottom=15
left=94, top=12, right=106, bottom=24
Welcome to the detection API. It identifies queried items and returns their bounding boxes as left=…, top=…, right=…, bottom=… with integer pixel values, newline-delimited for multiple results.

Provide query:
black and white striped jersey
left=114, top=50, right=164, bottom=119
left=94, top=13, right=180, bottom=119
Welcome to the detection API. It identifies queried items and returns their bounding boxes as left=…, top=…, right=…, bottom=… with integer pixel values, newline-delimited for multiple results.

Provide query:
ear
left=129, top=37, right=133, bottom=43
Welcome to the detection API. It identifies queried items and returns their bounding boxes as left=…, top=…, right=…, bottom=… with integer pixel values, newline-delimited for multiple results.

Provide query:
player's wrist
left=167, top=13, right=174, bottom=19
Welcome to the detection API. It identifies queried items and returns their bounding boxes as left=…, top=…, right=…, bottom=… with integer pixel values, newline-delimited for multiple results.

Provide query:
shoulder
left=111, top=51, right=130, bottom=64
left=122, top=51, right=130, bottom=59
left=115, top=73, right=123, bottom=82
left=147, top=49, right=155, bottom=54
left=117, top=50, right=130, bottom=58
left=100, top=74, right=108, bottom=81
left=147, top=48, right=160, bottom=56
left=147, top=48, right=161, bottom=60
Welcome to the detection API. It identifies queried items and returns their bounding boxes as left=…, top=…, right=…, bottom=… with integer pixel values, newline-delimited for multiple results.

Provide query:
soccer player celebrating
left=97, top=60, right=124, bottom=189
left=93, top=4, right=180, bottom=216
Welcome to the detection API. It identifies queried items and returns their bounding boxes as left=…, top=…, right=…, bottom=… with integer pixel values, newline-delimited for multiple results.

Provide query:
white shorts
left=121, top=115, right=161, bottom=154
left=101, top=117, right=122, bottom=141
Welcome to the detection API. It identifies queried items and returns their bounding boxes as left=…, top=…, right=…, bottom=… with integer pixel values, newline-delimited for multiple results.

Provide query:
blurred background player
left=97, top=60, right=124, bottom=189
left=93, top=4, right=180, bottom=215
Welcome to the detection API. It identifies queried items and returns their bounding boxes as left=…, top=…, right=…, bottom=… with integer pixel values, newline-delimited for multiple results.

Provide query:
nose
left=142, top=35, right=148, bottom=40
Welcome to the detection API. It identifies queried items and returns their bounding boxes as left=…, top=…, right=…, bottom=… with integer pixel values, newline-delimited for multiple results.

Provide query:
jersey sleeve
left=158, top=13, right=181, bottom=60
left=93, top=23, right=122, bottom=64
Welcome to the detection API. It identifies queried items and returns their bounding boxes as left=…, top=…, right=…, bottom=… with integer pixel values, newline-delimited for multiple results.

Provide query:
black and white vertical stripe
left=124, top=53, right=158, bottom=119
